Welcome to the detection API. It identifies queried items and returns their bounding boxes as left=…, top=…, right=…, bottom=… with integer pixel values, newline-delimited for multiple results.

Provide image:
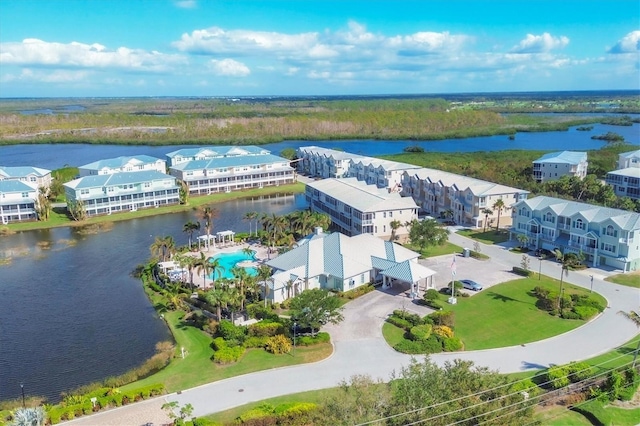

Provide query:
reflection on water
left=0, top=193, right=307, bottom=402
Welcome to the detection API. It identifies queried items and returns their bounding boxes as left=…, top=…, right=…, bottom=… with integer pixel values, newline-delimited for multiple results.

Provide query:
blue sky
left=0, top=0, right=638, bottom=97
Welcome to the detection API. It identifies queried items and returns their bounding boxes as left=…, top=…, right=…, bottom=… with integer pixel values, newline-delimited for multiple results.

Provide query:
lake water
left=0, top=193, right=307, bottom=402
left=1, top=122, right=639, bottom=169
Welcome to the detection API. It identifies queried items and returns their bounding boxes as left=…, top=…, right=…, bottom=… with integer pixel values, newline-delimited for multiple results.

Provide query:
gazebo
left=380, top=260, right=436, bottom=298
left=216, top=230, right=236, bottom=246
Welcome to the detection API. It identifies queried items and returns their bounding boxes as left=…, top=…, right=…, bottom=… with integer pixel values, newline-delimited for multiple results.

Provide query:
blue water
left=209, top=250, right=258, bottom=280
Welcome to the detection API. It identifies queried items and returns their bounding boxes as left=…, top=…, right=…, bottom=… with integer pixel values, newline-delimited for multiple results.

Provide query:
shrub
left=243, top=336, right=269, bottom=348
left=340, top=284, right=375, bottom=299
left=297, top=332, right=330, bottom=346
left=265, top=335, right=292, bottom=354
left=391, top=310, right=424, bottom=326
left=428, top=310, right=455, bottom=327
left=574, top=296, right=605, bottom=312
left=409, top=324, right=433, bottom=342
left=566, top=362, right=593, bottom=382
left=442, top=336, right=463, bottom=352
left=512, top=266, right=532, bottom=277
left=470, top=250, right=489, bottom=260
left=422, top=335, right=444, bottom=353
left=533, top=286, right=551, bottom=299
left=246, top=303, right=272, bottom=320
left=424, top=289, right=440, bottom=301
left=217, top=320, right=247, bottom=342
left=421, top=299, right=443, bottom=310
left=510, top=378, right=541, bottom=397
left=393, top=339, right=428, bottom=354
left=561, top=310, right=581, bottom=320
left=212, top=337, right=227, bottom=351
left=212, top=346, right=245, bottom=364
left=248, top=321, right=284, bottom=337
left=432, top=325, right=454, bottom=339
left=572, top=303, right=599, bottom=319
left=546, top=365, right=570, bottom=389
left=386, top=316, right=412, bottom=330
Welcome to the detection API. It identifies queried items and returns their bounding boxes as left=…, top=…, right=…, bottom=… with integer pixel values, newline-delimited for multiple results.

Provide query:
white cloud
left=2, top=68, right=91, bottom=83
left=510, top=33, right=569, bottom=53
left=608, top=30, right=640, bottom=53
left=174, top=0, right=197, bottom=9
left=0, top=38, right=185, bottom=71
left=209, top=58, right=250, bottom=77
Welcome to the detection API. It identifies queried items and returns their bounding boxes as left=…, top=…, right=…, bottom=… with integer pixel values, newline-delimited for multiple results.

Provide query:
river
left=1, top=122, right=639, bottom=169
left=0, top=193, right=307, bottom=402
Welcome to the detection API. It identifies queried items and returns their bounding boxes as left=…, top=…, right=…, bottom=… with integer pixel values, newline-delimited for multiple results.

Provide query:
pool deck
left=186, top=240, right=272, bottom=289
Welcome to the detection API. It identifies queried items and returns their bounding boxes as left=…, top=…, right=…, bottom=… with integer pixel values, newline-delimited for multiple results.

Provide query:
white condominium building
left=532, top=151, right=588, bottom=183
left=0, top=180, right=38, bottom=224
left=305, top=177, right=418, bottom=238
left=166, top=146, right=270, bottom=167
left=78, top=155, right=167, bottom=177
left=0, top=166, right=52, bottom=191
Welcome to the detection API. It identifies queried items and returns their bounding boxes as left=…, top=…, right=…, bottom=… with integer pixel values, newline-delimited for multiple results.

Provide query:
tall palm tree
left=285, top=278, right=294, bottom=300
left=194, top=252, right=223, bottom=288
left=617, top=310, right=640, bottom=368
left=150, top=235, right=175, bottom=262
left=256, top=264, right=273, bottom=307
left=311, top=211, right=331, bottom=231
left=231, top=266, right=250, bottom=311
left=244, top=211, right=259, bottom=237
left=389, top=219, right=402, bottom=242
left=196, top=205, right=218, bottom=248
left=553, top=249, right=574, bottom=315
left=225, top=287, right=243, bottom=322
left=492, top=199, right=505, bottom=231
left=175, top=253, right=196, bottom=292
left=182, top=221, right=200, bottom=250
left=205, top=284, right=227, bottom=321
left=481, top=207, right=493, bottom=233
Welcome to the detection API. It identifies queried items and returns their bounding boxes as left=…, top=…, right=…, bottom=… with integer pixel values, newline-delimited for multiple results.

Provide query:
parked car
left=460, top=279, right=483, bottom=291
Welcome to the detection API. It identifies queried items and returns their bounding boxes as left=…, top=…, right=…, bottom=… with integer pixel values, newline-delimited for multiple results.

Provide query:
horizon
left=1, top=0, right=638, bottom=98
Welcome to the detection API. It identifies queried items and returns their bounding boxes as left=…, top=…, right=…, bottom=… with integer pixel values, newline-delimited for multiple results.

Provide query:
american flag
left=451, top=256, right=457, bottom=276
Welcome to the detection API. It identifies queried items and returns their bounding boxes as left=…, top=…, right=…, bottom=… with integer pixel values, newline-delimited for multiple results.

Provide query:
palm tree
left=443, top=209, right=454, bottom=224
left=617, top=311, right=640, bottom=368
left=310, top=211, right=331, bottom=232
left=516, top=233, right=529, bottom=249
left=256, top=264, right=273, bottom=307
left=554, top=249, right=579, bottom=315
left=196, top=205, right=218, bottom=247
left=492, top=199, right=505, bottom=231
left=150, top=235, right=176, bottom=262
left=481, top=207, right=493, bottom=233
left=182, top=221, right=200, bottom=250
left=231, top=266, right=250, bottom=311
left=175, top=253, right=196, bottom=292
left=243, top=211, right=256, bottom=238
left=205, top=284, right=227, bottom=321
left=389, top=219, right=402, bottom=242
left=225, top=287, right=243, bottom=322
left=35, top=186, right=51, bottom=221
left=285, top=278, right=294, bottom=300
left=166, top=283, right=186, bottom=311
left=178, top=179, right=190, bottom=205
left=194, top=252, right=223, bottom=288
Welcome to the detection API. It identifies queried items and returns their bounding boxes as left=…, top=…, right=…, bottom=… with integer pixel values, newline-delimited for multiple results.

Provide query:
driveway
left=65, top=231, right=640, bottom=424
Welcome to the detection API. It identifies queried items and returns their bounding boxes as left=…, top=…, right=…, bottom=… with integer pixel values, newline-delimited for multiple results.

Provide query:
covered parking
left=380, top=260, right=436, bottom=299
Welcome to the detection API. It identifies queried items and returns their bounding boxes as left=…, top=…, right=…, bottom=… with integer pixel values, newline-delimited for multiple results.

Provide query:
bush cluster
left=248, top=321, right=284, bottom=337
left=545, top=361, right=594, bottom=389
left=297, top=332, right=330, bottom=346
left=387, top=310, right=461, bottom=355
left=265, top=335, right=292, bottom=354
left=338, top=284, right=375, bottom=300
left=532, top=286, right=604, bottom=320
left=512, top=266, right=532, bottom=277
left=47, top=384, right=164, bottom=424
left=236, top=401, right=318, bottom=424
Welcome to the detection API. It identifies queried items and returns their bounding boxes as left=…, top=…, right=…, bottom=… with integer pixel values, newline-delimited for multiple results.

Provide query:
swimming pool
left=209, top=250, right=258, bottom=280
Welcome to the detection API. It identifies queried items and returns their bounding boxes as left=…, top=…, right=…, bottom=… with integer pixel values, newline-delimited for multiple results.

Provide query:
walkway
left=65, top=231, right=640, bottom=424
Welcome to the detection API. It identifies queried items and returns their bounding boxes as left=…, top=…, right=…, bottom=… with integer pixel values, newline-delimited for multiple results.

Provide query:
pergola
left=380, top=260, right=436, bottom=298
left=197, top=234, right=216, bottom=249
left=216, top=230, right=236, bottom=246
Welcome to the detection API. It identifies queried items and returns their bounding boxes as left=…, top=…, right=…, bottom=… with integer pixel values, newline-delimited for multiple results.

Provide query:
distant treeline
left=0, top=97, right=637, bottom=146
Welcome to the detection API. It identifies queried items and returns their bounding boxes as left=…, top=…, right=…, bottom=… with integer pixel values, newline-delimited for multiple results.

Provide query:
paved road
left=67, top=231, right=640, bottom=424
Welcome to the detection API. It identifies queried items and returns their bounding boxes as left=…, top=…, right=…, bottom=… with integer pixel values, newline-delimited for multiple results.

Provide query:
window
left=30, top=177, right=37, bottom=182
left=383, top=212, right=386, bottom=218
left=544, top=212, right=555, bottom=223
left=80, top=189, right=89, bottom=195
left=389, top=211, right=393, bottom=217
left=600, top=242, right=615, bottom=253
left=574, top=219, right=585, bottom=230
left=21, top=192, right=29, bottom=197
left=602, top=225, right=617, bottom=237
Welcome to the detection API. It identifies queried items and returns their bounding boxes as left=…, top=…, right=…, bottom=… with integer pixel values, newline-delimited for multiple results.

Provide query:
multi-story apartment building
left=168, top=154, right=295, bottom=195
left=401, top=168, right=529, bottom=228
left=532, top=151, right=588, bottom=183
left=511, top=196, right=640, bottom=272
left=0, top=180, right=38, bottom=224
left=296, top=146, right=364, bottom=179
left=605, top=149, right=640, bottom=201
left=78, top=155, right=166, bottom=177
left=64, top=171, right=180, bottom=217
left=166, top=146, right=270, bottom=167
left=296, top=146, right=419, bottom=190
left=0, top=166, right=52, bottom=191
left=617, top=149, right=640, bottom=169
left=305, top=177, right=418, bottom=238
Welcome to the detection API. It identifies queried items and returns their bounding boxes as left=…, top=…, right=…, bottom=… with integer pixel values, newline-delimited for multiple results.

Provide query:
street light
left=20, top=383, right=25, bottom=408
left=590, top=275, right=594, bottom=293
left=538, top=256, right=543, bottom=281
left=293, top=321, right=297, bottom=355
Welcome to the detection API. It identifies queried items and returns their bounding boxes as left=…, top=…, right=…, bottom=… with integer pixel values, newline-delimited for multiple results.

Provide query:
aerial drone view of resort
left=1, top=1, right=639, bottom=425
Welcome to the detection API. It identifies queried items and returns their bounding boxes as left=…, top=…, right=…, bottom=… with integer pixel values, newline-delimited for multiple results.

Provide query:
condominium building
left=78, top=155, right=166, bottom=177
left=617, top=149, right=640, bottom=169
left=532, top=151, right=588, bottom=183
left=64, top=171, right=180, bottom=217
left=401, top=168, right=529, bottom=228
left=168, top=154, right=295, bottom=195
left=0, top=180, right=38, bottom=224
left=305, top=177, right=418, bottom=238
left=0, top=166, right=52, bottom=190
left=166, top=146, right=270, bottom=167
left=511, top=196, right=640, bottom=272
left=296, top=146, right=419, bottom=190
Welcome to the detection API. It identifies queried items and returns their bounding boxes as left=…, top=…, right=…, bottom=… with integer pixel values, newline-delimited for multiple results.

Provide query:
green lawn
left=533, top=405, right=592, bottom=426
left=572, top=399, right=640, bottom=426
left=382, top=322, right=406, bottom=347
left=444, top=277, right=606, bottom=350
left=2, top=183, right=305, bottom=233
left=604, top=273, right=640, bottom=289
left=121, top=307, right=332, bottom=393
left=404, top=241, right=463, bottom=258
left=457, top=229, right=510, bottom=244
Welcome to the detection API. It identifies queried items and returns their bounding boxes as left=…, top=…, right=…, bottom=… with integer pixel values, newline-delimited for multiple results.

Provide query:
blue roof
left=0, top=166, right=50, bottom=177
left=534, top=151, right=587, bottom=164
left=170, top=154, right=290, bottom=171
left=80, top=155, right=163, bottom=170
left=65, top=170, right=175, bottom=190
left=0, top=180, right=36, bottom=193
left=166, top=146, right=270, bottom=158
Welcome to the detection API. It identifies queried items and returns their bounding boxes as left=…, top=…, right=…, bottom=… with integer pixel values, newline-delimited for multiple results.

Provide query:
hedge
left=212, top=346, right=245, bottom=364
left=512, top=266, right=532, bottom=277
left=297, top=332, right=330, bottom=346
left=248, top=321, right=284, bottom=337
left=386, top=316, right=412, bottom=330
left=409, top=324, right=433, bottom=342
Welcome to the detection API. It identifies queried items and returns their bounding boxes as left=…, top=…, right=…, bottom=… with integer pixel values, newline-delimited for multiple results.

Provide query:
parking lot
left=418, top=252, right=518, bottom=295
